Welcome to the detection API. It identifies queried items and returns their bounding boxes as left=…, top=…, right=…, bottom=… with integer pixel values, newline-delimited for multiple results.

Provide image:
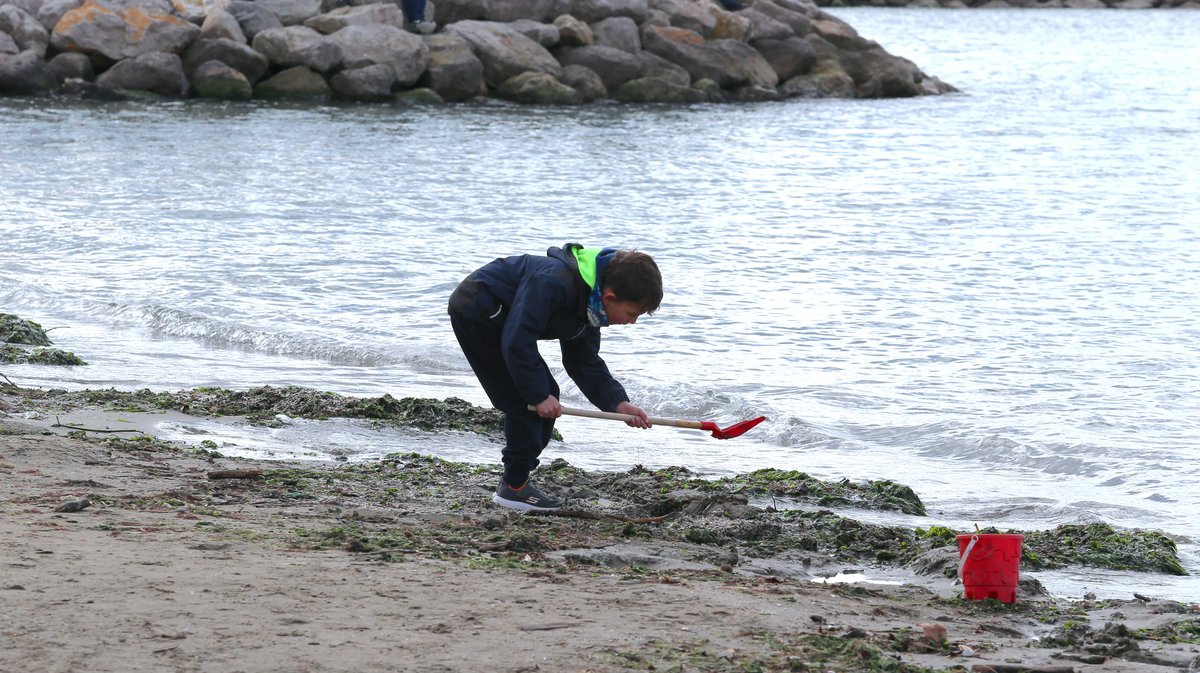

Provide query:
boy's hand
left=616, top=401, right=651, bottom=429
left=535, top=396, right=562, bottom=418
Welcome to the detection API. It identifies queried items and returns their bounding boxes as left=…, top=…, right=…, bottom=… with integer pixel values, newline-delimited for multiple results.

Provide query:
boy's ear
left=600, top=288, right=618, bottom=303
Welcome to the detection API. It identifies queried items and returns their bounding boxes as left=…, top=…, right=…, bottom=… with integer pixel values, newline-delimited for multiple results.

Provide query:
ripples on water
left=2, top=9, right=1198, bottom=599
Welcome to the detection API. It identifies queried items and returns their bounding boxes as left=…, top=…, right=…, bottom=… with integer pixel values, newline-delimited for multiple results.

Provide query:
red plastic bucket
left=956, top=533, right=1024, bottom=604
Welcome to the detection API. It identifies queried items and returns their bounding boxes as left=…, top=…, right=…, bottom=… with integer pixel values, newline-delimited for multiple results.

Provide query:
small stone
left=56, top=498, right=91, bottom=513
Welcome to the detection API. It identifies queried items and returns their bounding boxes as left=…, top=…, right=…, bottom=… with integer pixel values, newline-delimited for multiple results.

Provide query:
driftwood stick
left=53, top=416, right=146, bottom=434
left=0, top=371, right=16, bottom=388
left=207, top=469, right=263, bottom=480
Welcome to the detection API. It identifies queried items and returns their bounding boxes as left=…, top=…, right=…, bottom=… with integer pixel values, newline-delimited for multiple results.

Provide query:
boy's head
left=601, top=250, right=662, bottom=324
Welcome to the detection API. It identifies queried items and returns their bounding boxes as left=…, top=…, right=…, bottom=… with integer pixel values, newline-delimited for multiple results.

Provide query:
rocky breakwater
left=814, top=0, right=1196, bottom=9
left=0, top=0, right=954, bottom=104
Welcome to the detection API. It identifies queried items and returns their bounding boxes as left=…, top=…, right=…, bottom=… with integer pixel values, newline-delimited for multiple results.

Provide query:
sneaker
left=492, top=479, right=562, bottom=511
left=407, top=20, right=436, bottom=35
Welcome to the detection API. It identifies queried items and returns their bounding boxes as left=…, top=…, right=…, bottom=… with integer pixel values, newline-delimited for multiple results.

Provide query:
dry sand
left=2, top=390, right=1198, bottom=673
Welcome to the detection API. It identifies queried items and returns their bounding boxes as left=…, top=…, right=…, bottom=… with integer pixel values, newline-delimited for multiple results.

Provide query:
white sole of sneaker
left=491, top=493, right=561, bottom=512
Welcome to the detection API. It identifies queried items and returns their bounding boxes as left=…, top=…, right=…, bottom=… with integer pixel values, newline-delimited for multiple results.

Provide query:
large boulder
left=552, top=14, right=590, bottom=46
left=254, top=0, right=323, bottom=26
left=646, top=0, right=713, bottom=37
left=555, top=43, right=638, bottom=92
left=304, top=3, right=407, bottom=34
left=749, top=0, right=810, bottom=36
left=330, top=62, right=395, bottom=100
left=507, top=18, right=558, bottom=48
left=853, top=47, right=923, bottom=98
left=642, top=25, right=777, bottom=89
left=590, top=16, right=638, bottom=54
left=419, top=31, right=483, bottom=101
left=227, top=1, right=282, bottom=41
left=50, top=0, right=199, bottom=61
left=95, top=50, right=189, bottom=96
left=253, top=64, right=329, bottom=99
left=739, top=7, right=792, bottom=41
left=496, top=70, right=580, bottom=104
left=197, top=8, right=246, bottom=44
left=809, top=15, right=873, bottom=51
left=182, top=36, right=269, bottom=83
left=751, top=35, right=813, bottom=82
left=560, top=0, right=648, bottom=23
left=486, top=0, right=557, bottom=22
left=47, top=49, right=93, bottom=80
left=0, top=4, right=49, bottom=56
left=0, top=48, right=57, bottom=94
left=778, top=59, right=853, bottom=98
left=0, top=32, right=17, bottom=54
left=251, top=25, right=341, bottom=73
left=636, top=50, right=689, bottom=87
left=190, top=59, right=252, bottom=99
left=326, top=24, right=427, bottom=88
left=614, top=76, right=704, bottom=103
left=446, top=20, right=560, bottom=89
left=559, top=62, right=604, bottom=100
left=435, top=0, right=485, bottom=25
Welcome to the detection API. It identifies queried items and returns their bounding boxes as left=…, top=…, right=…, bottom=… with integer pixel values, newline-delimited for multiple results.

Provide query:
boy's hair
left=604, top=251, right=663, bottom=314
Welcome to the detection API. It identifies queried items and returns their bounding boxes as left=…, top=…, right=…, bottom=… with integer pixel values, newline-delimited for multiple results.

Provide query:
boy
left=448, top=244, right=663, bottom=511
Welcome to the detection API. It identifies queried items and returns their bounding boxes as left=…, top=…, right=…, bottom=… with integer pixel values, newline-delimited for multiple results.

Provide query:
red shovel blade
left=700, top=416, right=767, bottom=440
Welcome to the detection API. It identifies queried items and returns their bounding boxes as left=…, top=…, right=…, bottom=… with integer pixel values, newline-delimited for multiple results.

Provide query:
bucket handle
left=957, top=534, right=979, bottom=582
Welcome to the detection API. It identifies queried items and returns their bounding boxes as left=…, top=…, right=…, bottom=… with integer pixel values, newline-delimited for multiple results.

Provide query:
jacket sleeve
left=499, top=271, right=570, bottom=405
left=560, top=328, right=629, bottom=413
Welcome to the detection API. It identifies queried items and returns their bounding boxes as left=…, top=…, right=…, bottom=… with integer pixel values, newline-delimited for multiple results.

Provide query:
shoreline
left=3, top=383, right=1198, bottom=672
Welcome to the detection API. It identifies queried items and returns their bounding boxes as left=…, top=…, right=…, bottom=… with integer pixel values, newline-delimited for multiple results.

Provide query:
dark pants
left=400, top=0, right=426, bottom=22
left=449, top=311, right=558, bottom=487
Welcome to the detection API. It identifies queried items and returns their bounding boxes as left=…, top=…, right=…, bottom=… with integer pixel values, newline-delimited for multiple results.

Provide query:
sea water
left=2, top=9, right=1197, bottom=601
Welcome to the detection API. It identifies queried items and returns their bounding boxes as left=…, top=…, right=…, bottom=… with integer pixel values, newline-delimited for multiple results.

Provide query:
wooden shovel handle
left=526, top=404, right=703, bottom=430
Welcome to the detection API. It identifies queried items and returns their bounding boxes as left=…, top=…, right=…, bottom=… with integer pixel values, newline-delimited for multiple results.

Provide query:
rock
left=486, top=0, right=557, bottom=22
left=36, top=0, right=81, bottom=33
left=198, top=8, right=246, bottom=44
left=394, top=86, right=445, bottom=104
left=740, top=7, right=792, bottom=41
left=446, top=20, right=560, bottom=89
left=0, top=4, right=49, bottom=56
left=0, top=48, right=56, bottom=94
left=95, top=50, right=189, bottom=97
left=253, top=64, right=330, bottom=99
left=47, top=50, right=93, bottom=81
left=642, top=26, right=777, bottom=89
left=419, top=31, right=483, bottom=101
left=326, top=24, right=426, bottom=88
left=435, top=0, right=485, bottom=25
left=809, top=15, right=872, bottom=51
left=561, top=0, right=649, bottom=23
left=254, top=0, right=323, bottom=26
left=749, top=0, right=810, bottom=36
left=251, top=25, right=342, bottom=73
left=646, top=0, right=714, bottom=37
left=555, top=43, right=639, bottom=91
left=182, top=37, right=268, bottom=83
left=614, top=76, right=704, bottom=102
left=590, top=15, right=639, bottom=54
left=304, top=3, right=407, bottom=35
left=496, top=70, right=580, bottom=104
left=778, top=59, right=854, bottom=97
left=636, top=50, right=689, bottom=86
left=190, top=59, right=251, bottom=99
left=559, top=62, right=605, bottom=100
left=552, top=14, right=591, bottom=46
left=751, top=35, right=814, bottom=82
left=0, top=32, right=17, bottom=54
left=55, top=497, right=91, bottom=512
left=330, top=62, right=395, bottom=100
left=227, top=1, right=283, bottom=41
left=707, top=8, right=749, bottom=40
left=50, top=0, right=199, bottom=61
left=507, top=18, right=558, bottom=48
left=728, top=82, right=779, bottom=101
left=854, top=47, right=921, bottom=97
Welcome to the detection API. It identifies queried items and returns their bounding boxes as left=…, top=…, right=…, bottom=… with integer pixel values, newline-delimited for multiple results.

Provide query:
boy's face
left=601, top=289, right=646, bottom=325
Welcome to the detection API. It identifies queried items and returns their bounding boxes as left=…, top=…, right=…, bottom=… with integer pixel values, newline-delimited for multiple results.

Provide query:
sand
left=2, top=388, right=1198, bottom=673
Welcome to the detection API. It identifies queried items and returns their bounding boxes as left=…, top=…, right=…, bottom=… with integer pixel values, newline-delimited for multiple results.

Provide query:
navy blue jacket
left=449, top=244, right=628, bottom=412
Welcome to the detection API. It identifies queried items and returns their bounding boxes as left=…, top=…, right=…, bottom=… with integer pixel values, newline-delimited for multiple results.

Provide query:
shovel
left=528, top=404, right=766, bottom=440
